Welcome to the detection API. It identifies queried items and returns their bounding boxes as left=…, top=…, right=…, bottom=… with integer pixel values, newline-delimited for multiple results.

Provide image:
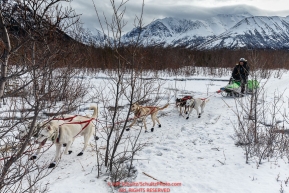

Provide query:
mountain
left=87, top=13, right=289, bottom=50
left=3, top=3, right=74, bottom=42
left=74, top=28, right=109, bottom=47
left=3, top=2, right=110, bottom=47
left=197, top=16, right=289, bottom=49
left=121, top=12, right=253, bottom=48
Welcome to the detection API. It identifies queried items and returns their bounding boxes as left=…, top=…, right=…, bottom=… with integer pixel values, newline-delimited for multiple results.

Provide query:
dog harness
left=183, top=96, right=192, bottom=100
left=135, top=106, right=157, bottom=118
left=42, top=115, right=79, bottom=143
left=52, top=115, right=78, bottom=122
left=177, top=96, right=192, bottom=107
left=55, top=118, right=95, bottom=143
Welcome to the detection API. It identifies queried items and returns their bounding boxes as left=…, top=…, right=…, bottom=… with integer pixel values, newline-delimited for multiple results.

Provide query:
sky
left=65, top=0, right=289, bottom=34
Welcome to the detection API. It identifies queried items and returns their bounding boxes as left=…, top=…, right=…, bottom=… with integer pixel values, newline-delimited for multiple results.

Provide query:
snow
left=12, top=70, right=289, bottom=193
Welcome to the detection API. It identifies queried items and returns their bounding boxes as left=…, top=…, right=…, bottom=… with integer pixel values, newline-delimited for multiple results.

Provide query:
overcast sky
left=65, top=0, right=289, bottom=34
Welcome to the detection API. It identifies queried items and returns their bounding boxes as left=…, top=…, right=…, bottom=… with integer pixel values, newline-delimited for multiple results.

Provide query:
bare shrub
left=0, top=1, right=87, bottom=192
left=233, top=54, right=289, bottom=164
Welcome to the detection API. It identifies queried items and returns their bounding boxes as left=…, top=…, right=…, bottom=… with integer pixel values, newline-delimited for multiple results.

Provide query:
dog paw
left=158, top=124, right=161, bottom=128
left=68, top=150, right=72, bottom=154
left=198, top=116, right=201, bottom=118
left=77, top=152, right=83, bottom=156
left=48, top=163, right=56, bottom=168
left=151, top=128, right=154, bottom=132
left=63, top=144, right=67, bottom=147
left=29, top=155, right=37, bottom=160
left=186, top=117, right=189, bottom=120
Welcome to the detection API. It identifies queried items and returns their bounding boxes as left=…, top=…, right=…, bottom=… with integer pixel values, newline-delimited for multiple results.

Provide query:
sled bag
left=247, top=80, right=259, bottom=90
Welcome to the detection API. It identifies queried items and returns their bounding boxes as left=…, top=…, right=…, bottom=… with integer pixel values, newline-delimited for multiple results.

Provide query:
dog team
left=16, top=95, right=209, bottom=168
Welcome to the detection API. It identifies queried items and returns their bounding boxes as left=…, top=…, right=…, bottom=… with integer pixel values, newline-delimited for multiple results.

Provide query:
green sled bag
left=247, top=80, right=259, bottom=91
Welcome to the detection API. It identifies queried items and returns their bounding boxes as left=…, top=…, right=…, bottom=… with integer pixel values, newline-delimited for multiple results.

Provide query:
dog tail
left=159, top=103, right=169, bottom=110
left=89, top=105, right=98, bottom=119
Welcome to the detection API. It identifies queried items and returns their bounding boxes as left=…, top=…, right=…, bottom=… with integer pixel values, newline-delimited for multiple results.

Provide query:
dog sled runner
left=218, top=79, right=259, bottom=97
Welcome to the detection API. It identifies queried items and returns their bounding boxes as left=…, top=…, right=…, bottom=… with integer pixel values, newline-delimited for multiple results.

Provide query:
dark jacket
left=232, top=62, right=250, bottom=81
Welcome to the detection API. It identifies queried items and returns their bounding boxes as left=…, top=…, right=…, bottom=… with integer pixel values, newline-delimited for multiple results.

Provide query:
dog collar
left=50, top=129, right=59, bottom=143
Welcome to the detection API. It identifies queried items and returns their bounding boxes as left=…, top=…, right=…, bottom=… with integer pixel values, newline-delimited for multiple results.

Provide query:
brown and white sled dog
left=175, top=96, right=192, bottom=115
left=127, top=103, right=169, bottom=132
left=36, top=105, right=98, bottom=168
left=185, top=98, right=209, bottom=119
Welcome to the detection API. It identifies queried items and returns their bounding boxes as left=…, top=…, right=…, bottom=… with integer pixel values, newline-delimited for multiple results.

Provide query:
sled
left=217, top=79, right=259, bottom=97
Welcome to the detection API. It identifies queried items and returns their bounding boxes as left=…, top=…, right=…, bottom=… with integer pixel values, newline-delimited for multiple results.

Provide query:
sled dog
left=175, top=96, right=192, bottom=115
left=185, top=98, right=209, bottom=119
left=127, top=103, right=169, bottom=132
left=36, top=105, right=98, bottom=168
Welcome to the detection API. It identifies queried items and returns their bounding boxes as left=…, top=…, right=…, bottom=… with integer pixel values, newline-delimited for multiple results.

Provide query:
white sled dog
left=16, top=116, right=77, bottom=142
left=36, top=105, right=98, bottom=168
left=127, top=103, right=169, bottom=132
left=185, top=98, right=209, bottom=119
left=28, top=118, right=76, bottom=160
left=16, top=117, right=77, bottom=159
left=17, top=113, right=95, bottom=160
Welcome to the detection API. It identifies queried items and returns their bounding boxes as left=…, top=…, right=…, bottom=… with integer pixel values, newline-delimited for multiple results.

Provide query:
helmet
left=239, top=58, right=247, bottom=62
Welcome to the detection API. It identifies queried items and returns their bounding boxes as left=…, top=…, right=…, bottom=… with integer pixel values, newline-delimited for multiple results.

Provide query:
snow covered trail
left=128, top=92, right=289, bottom=193
left=34, top=137, right=109, bottom=193
left=32, top=73, right=289, bottom=193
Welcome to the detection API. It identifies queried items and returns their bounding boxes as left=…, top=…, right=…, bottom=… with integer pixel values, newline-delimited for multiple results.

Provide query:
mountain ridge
left=85, top=13, right=289, bottom=50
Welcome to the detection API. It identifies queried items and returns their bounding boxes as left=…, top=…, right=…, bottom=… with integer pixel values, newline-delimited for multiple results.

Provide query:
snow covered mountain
left=86, top=13, right=289, bottom=50
left=121, top=12, right=253, bottom=48
left=197, top=16, right=289, bottom=49
left=75, top=28, right=109, bottom=47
